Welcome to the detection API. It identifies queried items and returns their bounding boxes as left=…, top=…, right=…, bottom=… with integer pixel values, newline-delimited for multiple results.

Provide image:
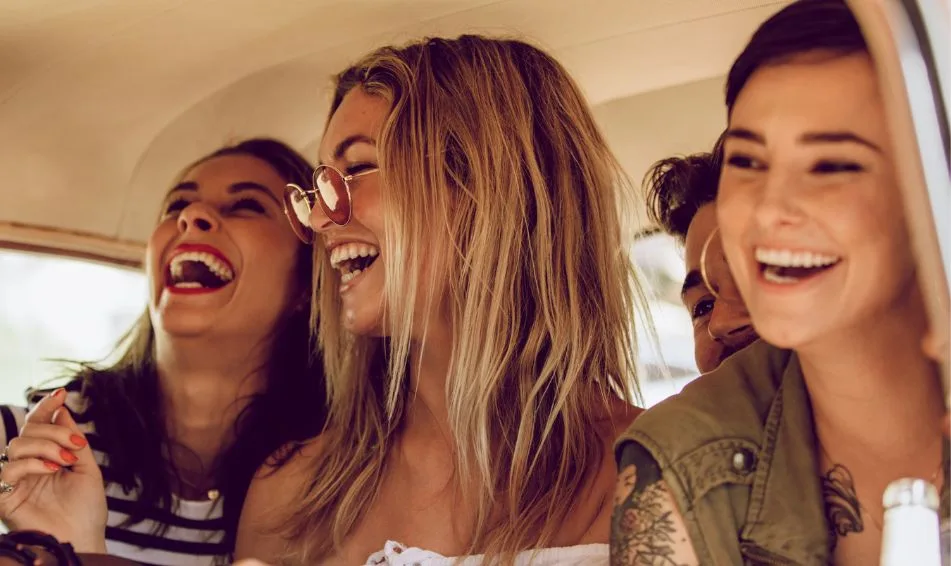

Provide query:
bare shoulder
left=258, top=433, right=328, bottom=480
left=589, top=394, right=644, bottom=449
left=234, top=433, right=331, bottom=561
left=601, top=396, right=644, bottom=438
left=573, top=397, right=644, bottom=544
left=246, top=434, right=327, bottom=508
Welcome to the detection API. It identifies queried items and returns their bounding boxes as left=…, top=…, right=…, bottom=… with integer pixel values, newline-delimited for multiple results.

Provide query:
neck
left=154, top=332, right=270, bottom=484
left=800, top=292, right=944, bottom=478
left=403, top=321, right=454, bottom=447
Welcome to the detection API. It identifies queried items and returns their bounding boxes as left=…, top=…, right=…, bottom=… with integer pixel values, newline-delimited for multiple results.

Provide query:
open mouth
left=755, top=247, right=841, bottom=285
left=165, top=247, right=235, bottom=292
left=329, top=243, right=380, bottom=285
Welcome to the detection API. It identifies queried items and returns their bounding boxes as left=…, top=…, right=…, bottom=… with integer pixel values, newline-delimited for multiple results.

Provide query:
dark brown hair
left=644, top=134, right=725, bottom=241
left=726, top=0, right=868, bottom=113
left=49, top=138, right=326, bottom=554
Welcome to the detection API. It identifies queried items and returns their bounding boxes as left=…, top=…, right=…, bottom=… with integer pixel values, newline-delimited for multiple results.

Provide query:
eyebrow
left=724, top=128, right=881, bottom=152
left=327, top=134, right=377, bottom=163
left=800, top=131, right=881, bottom=152
left=164, top=180, right=280, bottom=206
left=681, top=269, right=705, bottom=299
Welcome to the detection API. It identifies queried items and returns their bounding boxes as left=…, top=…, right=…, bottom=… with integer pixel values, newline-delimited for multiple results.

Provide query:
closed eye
left=229, top=198, right=267, bottom=214
left=346, top=163, right=377, bottom=176
left=725, top=152, right=766, bottom=171
left=811, top=160, right=864, bottom=174
left=163, top=198, right=191, bottom=216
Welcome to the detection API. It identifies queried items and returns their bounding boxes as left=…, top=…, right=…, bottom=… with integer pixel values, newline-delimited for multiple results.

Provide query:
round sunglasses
left=283, top=164, right=379, bottom=243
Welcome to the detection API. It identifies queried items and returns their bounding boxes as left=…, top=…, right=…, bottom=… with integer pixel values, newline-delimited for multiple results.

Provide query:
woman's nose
left=754, top=169, right=806, bottom=230
left=707, top=300, right=756, bottom=346
left=177, top=202, right=220, bottom=234
left=309, top=202, right=334, bottom=233
left=706, top=272, right=758, bottom=345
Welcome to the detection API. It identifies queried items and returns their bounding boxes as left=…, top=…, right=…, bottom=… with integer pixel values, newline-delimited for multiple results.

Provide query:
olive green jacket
left=616, top=340, right=950, bottom=565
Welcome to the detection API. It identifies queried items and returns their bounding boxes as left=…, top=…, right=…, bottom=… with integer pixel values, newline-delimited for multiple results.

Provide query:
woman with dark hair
left=0, top=138, right=327, bottom=565
left=612, top=1, right=948, bottom=564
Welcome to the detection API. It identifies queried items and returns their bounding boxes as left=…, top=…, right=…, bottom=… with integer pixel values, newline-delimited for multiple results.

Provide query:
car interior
left=0, top=0, right=947, bottom=561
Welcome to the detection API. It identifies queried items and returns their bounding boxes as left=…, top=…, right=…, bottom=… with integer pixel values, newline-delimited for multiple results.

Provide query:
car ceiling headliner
left=0, top=0, right=788, bottom=266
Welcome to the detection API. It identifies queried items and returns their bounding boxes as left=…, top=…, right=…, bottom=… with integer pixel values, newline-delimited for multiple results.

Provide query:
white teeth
left=340, top=269, right=363, bottom=284
left=763, top=267, right=800, bottom=284
left=754, top=247, right=840, bottom=268
left=168, top=251, right=235, bottom=282
left=329, top=243, right=380, bottom=270
left=173, top=281, right=204, bottom=289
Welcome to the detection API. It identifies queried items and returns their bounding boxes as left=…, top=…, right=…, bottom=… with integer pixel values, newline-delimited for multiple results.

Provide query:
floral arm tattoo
left=610, top=442, right=699, bottom=566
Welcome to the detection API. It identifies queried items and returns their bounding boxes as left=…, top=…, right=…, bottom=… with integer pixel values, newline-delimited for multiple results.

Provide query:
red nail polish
left=51, top=388, right=65, bottom=399
left=44, top=461, right=61, bottom=471
left=60, top=449, right=78, bottom=464
left=70, top=435, right=87, bottom=448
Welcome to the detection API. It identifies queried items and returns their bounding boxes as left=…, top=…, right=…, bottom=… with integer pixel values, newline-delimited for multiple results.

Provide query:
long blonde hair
left=282, top=35, right=645, bottom=564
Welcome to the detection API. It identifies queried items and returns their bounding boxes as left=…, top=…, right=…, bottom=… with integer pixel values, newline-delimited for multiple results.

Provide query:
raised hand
left=0, top=389, right=107, bottom=553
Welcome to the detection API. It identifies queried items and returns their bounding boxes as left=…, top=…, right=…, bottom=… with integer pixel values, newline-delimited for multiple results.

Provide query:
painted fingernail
left=44, top=461, right=61, bottom=471
left=50, top=388, right=65, bottom=399
left=70, top=435, right=87, bottom=448
left=60, top=449, right=78, bottom=464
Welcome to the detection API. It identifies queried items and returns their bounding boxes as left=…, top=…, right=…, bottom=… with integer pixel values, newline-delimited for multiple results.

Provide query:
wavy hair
left=643, top=133, right=726, bottom=242
left=283, top=36, right=645, bottom=564
left=54, top=138, right=327, bottom=553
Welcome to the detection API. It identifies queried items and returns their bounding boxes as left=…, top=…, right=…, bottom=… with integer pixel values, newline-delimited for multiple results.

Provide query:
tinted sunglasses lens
left=315, top=167, right=351, bottom=225
left=283, top=184, right=314, bottom=243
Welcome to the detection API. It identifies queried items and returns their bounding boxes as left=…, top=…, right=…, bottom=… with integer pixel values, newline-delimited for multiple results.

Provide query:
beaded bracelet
left=0, top=531, right=82, bottom=565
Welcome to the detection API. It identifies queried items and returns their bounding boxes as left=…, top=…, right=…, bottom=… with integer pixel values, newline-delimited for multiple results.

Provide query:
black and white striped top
left=0, top=380, right=228, bottom=566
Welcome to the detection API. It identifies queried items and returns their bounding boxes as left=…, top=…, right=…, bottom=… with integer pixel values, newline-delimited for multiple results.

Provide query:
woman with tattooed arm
left=610, top=1, right=948, bottom=565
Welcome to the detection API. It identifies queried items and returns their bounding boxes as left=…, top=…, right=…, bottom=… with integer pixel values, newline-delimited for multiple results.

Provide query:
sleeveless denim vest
left=617, top=340, right=950, bottom=565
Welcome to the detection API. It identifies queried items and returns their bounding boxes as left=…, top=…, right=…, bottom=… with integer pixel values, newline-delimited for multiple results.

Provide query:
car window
left=0, top=239, right=696, bottom=409
left=0, top=249, right=147, bottom=405
left=631, top=232, right=699, bottom=407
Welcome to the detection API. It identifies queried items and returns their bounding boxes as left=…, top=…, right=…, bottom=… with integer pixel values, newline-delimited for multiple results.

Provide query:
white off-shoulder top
left=364, top=540, right=609, bottom=565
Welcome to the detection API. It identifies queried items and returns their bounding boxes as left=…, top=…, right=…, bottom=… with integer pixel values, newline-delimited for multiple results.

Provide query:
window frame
left=848, top=0, right=951, bottom=398
left=0, top=246, right=147, bottom=403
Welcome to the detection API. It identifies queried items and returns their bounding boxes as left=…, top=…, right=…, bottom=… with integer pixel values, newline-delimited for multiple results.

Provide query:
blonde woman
left=235, top=35, right=645, bottom=565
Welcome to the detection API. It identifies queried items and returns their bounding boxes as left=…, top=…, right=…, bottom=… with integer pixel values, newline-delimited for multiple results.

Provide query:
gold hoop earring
left=700, top=225, right=720, bottom=300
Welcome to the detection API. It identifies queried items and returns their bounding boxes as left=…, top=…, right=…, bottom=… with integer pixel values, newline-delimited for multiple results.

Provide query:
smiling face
left=682, top=203, right=758, bottom=373
left=310, top=88, right=389, bottom=335
left=717, top=51, right=916, bottom=349
left=146, top=154, right=304, bottom=340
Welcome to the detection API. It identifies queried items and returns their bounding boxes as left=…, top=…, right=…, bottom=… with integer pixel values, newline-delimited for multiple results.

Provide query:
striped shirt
left=0, top=380, right=229, bottom=566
